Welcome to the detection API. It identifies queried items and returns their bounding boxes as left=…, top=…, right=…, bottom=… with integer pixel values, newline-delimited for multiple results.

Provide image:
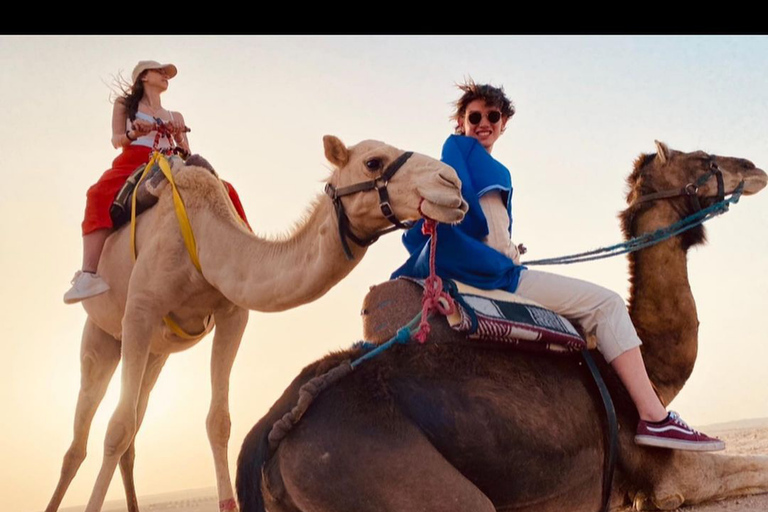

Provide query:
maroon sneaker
left=635, top=411, right=725, bottom=451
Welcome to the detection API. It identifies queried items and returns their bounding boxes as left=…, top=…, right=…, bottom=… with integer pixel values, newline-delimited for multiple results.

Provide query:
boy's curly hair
left=452, top=79, right=515, bottom=134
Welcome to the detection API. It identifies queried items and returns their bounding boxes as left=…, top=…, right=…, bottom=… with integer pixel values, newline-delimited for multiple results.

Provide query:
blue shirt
left=390, top=134, right=525, bottom=292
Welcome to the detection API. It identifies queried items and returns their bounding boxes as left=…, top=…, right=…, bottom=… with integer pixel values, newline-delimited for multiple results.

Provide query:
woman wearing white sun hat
left=64, top=60, right=249, bottom=304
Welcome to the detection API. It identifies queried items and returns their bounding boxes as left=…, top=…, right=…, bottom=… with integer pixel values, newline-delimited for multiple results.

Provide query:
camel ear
left=323, top=135, right=349, bottom=168
left=655, top=140, right=671, bottom=165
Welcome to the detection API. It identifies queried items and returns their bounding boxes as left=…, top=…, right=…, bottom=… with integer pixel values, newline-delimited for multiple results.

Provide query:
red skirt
left=82, top=146, right=250, bottom=234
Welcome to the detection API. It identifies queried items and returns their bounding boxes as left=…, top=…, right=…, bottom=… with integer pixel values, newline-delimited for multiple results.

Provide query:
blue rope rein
left=522, top=184, right=744, bottom=266
left=350, top=311, right=424, bottom=369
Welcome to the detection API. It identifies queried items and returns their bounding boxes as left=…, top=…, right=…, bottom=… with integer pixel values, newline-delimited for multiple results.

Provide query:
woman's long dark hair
left=111, top=70, right=147, bottom=122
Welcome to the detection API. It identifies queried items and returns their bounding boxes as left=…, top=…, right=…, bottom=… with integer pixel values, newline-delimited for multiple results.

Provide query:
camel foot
left=219, top=498, right=238, bottom=511
left=633, top=490, right=684, bottom=510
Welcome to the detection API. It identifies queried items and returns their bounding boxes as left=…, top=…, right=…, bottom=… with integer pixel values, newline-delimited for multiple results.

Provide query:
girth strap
left=163, top=312, right=214, bottom=340
left=581, top=350, right=618, bottom=512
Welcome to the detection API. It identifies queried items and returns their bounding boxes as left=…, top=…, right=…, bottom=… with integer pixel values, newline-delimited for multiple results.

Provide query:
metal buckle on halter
left=380, top=201, right=394, bottom=218
left=374, top=178, right=393, bottom=216
left=684, top=183, right=699, bottom=195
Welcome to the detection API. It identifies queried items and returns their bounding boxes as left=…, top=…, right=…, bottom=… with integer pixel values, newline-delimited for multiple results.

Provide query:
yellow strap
left=163, top=314, right=214, bottom=340
left=130, top=152, right=201, bottom=271
left=130, top=152, right=208, bottom=339
left=158, top=154, right=202, bottom=271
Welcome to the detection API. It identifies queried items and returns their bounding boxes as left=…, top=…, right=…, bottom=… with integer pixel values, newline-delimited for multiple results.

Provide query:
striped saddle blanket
left=406, top=277, right=589, bottom=354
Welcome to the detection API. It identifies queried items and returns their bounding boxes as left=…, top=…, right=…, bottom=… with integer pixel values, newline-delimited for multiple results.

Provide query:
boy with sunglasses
left=391, top=79, right=724, bottom=452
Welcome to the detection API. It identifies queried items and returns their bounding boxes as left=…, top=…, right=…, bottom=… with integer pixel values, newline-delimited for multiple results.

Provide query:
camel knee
left=632, top=489, right=684, bottom=511
left=206, top=408, right=231, bottom=447
left=104, top=419, right=136, bottom=458
left=62, top=444, right=87, bottom=473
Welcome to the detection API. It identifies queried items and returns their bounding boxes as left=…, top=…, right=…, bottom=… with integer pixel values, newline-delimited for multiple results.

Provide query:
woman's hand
left=130, top=118, right=155, bottom=137
left=167, top=117, right=188, bottom=134
left=169, top=112, right=191, bottom=154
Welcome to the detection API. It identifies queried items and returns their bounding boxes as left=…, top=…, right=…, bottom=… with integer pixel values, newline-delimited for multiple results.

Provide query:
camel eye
left=365, top=158, right=383, bottom=172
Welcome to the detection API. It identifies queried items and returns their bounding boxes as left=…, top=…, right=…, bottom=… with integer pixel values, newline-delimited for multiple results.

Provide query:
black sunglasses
left=468, top=111, right=502, bottom=125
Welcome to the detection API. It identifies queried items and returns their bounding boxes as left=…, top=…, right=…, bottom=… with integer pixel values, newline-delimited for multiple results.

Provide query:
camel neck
left=199, top=194, right=367, bottom=313
left=627, top=202, right=699, bottom=406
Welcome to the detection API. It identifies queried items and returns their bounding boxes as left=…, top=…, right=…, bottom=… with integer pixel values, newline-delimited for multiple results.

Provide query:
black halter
left=325, top=151, right=415, bottom=260
left=634, top=157, right=726, bottom=212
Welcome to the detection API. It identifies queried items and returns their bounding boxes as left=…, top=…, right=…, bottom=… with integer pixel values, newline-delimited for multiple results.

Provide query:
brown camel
left=45, top=136, right=467, bottom=512
left=235, top=141, right=768, bottom=512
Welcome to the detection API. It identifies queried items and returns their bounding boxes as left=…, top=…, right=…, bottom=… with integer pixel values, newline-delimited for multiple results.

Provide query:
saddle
left=109, top=154, right=218, bottom=229
left=362, top=277, right=596, bottom=354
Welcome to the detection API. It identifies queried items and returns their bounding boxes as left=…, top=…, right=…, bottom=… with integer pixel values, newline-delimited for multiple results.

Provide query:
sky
left=1, top=35, right=767, bottom=512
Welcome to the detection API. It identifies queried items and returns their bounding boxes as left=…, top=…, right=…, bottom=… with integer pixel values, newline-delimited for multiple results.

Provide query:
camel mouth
left=420, top=192, right=466, bottom=209
left=417, top=173, right=464, bottom=210
left=420, top=197, right=468, bottom=224
left=741, top=168, right=768, bottom=195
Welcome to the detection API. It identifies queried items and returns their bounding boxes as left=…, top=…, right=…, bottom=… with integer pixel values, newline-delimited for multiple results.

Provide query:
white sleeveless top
left=128, top=111, right=175, bottom=149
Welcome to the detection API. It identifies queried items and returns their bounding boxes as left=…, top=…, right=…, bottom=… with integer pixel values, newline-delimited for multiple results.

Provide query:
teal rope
left=523, top=186, right=743, bottom=266
left=350, top=311, right=423, bottom=369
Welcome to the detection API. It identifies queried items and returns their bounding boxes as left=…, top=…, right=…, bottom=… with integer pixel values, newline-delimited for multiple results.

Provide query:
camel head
left=627, top=141, right=767, bottom=204
left=323, top=136, right=468, bottom=234
left=622, top=141, right=767, bottom=247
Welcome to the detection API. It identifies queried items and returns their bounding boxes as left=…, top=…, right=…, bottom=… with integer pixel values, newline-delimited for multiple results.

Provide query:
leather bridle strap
left=325, top=151, right=415, bottom=260
left=634, top=159, right=726, bottom=212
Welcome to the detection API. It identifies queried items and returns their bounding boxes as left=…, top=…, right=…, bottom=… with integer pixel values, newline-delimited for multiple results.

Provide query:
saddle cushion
left=109, top=162, right=159, bottom=229
left=404, top=277, right=589, bottom=353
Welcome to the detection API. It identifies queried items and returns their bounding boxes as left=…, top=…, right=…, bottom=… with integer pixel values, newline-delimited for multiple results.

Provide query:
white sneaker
left=63, top=271, right=110, bottom=304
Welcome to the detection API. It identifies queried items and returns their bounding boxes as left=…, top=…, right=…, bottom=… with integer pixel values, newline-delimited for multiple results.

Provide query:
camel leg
left=45, top=319, right=121, bottom=512
left=207, top=306, right=248, bottom=512
left=118, top=352, right=169, bottom=512
left=632, top=452, right=768, bottom=510
left=84, top=301, right=157, bottom=512
left=274, top=409, right=496, bottom=512
left=118, top=443, right=139, bottom=512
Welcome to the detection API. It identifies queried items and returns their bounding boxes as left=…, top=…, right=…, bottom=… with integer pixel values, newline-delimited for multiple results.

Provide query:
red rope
left=414, top=218, right=455, bottom=343
left=152, top=121, right=174, bottom=155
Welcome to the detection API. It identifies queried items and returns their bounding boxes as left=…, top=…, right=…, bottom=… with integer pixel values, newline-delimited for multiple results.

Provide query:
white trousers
left=514, top=269, right=642, bottom=363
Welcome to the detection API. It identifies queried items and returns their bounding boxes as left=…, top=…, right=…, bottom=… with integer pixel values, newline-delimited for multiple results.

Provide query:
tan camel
left=235, top=141, right=768, bottom=511
left=45, top=136, right=467, bottom=512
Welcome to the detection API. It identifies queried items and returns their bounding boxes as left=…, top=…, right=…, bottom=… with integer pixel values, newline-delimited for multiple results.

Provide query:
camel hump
left=362, top=279, right=440, bottom=343
left=362, top=278, right=595, bottom=353
left=184, top=154, right=217, bottom=175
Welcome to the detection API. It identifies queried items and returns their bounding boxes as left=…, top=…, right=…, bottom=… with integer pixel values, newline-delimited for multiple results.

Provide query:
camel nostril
left=438, top=170, right=461, bottom=189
